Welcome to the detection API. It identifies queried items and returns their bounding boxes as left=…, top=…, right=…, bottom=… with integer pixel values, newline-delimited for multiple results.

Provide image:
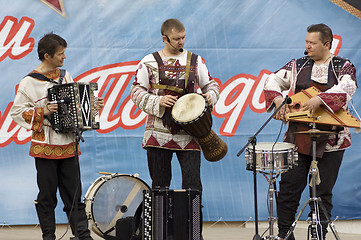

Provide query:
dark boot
left=67, top=207, right=93, bottom=240
left=35, top=202, right=56, bottom=240
left=278, top=232, right=295, bottom=240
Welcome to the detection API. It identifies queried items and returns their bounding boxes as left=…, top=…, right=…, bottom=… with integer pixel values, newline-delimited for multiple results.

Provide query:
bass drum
left=84, top=173, right=150, bottom=238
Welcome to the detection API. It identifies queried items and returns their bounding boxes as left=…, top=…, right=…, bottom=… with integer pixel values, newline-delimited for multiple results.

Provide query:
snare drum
left=84, top=173, right=150, bottom=238
left=245, top=142, right=298, bottom=173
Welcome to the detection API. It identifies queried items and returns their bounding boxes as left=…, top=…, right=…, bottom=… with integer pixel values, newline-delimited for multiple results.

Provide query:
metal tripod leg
left=284, top=133, right=341, bottom=240
left=283, top=188, right=341, bottom=240
left=263, top=172, right=279, bottom=240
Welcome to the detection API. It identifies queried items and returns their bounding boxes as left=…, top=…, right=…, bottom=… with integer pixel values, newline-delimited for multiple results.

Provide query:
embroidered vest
left=152, top=51, right=198, bottom=95
left=286, top=56, right=347, bottom=157
left=152, top=51, right=198, bottom=134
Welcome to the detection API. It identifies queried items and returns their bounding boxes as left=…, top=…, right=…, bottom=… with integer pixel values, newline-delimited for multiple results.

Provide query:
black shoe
left=278, top=232, right=295, bottom=240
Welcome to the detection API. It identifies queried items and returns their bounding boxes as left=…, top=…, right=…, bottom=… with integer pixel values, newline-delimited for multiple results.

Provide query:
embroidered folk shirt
left=10, top=69, right=79, bottom=159
left=131, top=50, right=220, bottom=151
left=264, top=55, right=357, bottom=155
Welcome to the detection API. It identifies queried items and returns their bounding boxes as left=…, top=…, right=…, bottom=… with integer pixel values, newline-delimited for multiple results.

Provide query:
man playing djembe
left=130, top=19, right=220, bottom=237
left=131, top=18, right=219, bottom=194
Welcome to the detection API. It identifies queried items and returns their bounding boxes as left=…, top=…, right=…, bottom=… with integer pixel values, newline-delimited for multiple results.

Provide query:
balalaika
left=48, top=82, right=100, bottom=133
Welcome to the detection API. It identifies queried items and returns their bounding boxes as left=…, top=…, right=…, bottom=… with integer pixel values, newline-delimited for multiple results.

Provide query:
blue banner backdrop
left=0, top=0, right=360, bottom=225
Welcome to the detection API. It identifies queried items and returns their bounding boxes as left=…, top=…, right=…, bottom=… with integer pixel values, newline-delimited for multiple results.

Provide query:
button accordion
left=47, top=82, right=100, bottom=133
left=142, top=188, right=201, bottom=240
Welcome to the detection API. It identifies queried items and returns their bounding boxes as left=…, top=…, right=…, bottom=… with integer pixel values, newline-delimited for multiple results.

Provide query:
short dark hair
left=37, top=33, right=67, bottom=61
left=307, top=23, right=333, bottom=49
left=161, top=19, right=185, bottom=36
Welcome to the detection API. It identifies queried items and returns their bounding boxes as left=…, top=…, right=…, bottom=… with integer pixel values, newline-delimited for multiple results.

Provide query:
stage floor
left=1, top=221, right=360, bottom=239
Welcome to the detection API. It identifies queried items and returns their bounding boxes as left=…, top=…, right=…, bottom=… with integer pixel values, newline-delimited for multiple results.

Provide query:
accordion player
left=47, top=82, right=100, bottom=133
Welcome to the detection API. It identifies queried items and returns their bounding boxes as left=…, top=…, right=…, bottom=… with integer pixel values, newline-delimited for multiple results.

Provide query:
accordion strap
left=27, top=69, right=66, bottom=84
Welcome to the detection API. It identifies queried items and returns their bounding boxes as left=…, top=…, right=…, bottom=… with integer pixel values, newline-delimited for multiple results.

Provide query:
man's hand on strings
left=273, top=97, right=291, bottom=122
left=301, top=96, right=322, bottom=116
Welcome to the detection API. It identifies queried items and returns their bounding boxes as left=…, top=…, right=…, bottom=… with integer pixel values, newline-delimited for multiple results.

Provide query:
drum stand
left=283, top=123, right=340, bottom=240
left=237, top=96, right=292, bottom=240
left=261, top=171, right=281, bottom=240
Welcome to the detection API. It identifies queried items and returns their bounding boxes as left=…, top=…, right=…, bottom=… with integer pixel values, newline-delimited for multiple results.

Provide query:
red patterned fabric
left=22, top=109, right=34, bottom=124
left=30, top=142, right=80, bottom=159
left=318, top=92, right=347, bottom=112
left=162, top=139, right=182, bottom=149
left=184, top=139, right=201, bottom=150
left=145, top=135, right=161, bottom=147
left=31, top=107, right=44, bottom=132
left=264, top=90, right=283, bottom=110
left=341, top=62, right=357, bottom=82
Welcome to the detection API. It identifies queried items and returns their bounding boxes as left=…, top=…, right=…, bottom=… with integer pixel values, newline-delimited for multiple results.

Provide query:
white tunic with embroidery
left=10, top=69, right=78, bottom=159
left=131, top=50, right=220, bottom=150
left=264, top=55, right=357, bottom=152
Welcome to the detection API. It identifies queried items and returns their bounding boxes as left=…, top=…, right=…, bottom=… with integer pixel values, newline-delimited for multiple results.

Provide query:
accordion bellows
left=142, top=188, right=202, bottom=240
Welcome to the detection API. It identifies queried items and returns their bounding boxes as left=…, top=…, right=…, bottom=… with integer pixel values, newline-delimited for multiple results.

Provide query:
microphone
left=166, top=35, right=183, bottom=52
left=304, top=50, right=308, bottom=55
left=285, top=95, right=292, bottom=104
left=48, top=97, right=71, bottom=105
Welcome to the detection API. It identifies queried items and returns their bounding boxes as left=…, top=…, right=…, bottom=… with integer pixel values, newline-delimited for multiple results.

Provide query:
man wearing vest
left=131, top=19, right=219, bottom=236
left=11, top=33, right=104, bottom=240
left=264, top=24, right=357, bottom=240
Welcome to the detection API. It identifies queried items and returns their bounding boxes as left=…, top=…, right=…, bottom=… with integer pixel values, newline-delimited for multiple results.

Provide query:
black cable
left=57, top=104, right=83, bottom=240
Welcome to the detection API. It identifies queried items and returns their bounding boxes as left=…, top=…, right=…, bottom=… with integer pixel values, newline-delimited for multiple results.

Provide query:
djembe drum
left=171, top=93, right=227, bottom=162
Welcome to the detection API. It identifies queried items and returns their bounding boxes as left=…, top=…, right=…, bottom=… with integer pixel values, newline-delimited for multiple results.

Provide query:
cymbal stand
left=284, top=121, right=340, bottom=240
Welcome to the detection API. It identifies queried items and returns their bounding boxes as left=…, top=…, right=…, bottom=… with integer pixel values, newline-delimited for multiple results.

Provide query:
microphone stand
left=62, top=103, right=85, bottom=240
left=237, top=96, right=291, bottom=240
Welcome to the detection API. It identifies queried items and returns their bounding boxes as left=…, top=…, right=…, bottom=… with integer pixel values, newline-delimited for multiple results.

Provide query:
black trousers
left=277, top=150, right=344, bottom=238
left=35, top=156, right=82, bottom=213
left=35, top=157, right=91, bottom=239
left=146, top=147, right=202, bottom=191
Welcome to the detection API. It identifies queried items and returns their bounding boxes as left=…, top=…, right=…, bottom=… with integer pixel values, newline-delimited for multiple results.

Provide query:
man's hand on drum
left=160, top=95, right=178, bottom=107
left=301, top=96, right=322, bottom=116
left=203, top=93, right=212, bottom=106
left=273, top=97, right=290, bottom=122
